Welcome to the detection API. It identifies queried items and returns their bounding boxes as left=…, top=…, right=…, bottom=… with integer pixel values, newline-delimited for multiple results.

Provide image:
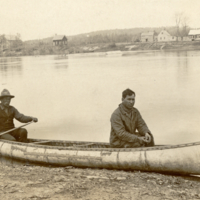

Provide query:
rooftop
left=141, top=32, right=155, bottom=36
left=159, top=30, right=171, bottom=36
left=188, top=30, right=200, bottom=35
left=53, top=35, right=67, bottom=41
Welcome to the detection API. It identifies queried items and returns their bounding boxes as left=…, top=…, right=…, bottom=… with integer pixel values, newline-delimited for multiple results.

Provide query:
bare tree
left=181, top=15, right=190, bottom=36
left=175, top=12, right=183, bottom=37
left=0, top=35, right=7, bottom=50
left=16, top=33, right=21, bottom=40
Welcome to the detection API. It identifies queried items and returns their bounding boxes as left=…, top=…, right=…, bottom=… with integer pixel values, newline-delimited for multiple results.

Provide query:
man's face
left=122, top=94, right=135, bottom=109
left=1, top=97, right=12, bottom=108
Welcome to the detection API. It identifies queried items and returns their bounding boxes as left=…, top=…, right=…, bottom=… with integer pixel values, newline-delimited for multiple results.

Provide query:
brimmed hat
left=0, top=89, right=15, bottom=100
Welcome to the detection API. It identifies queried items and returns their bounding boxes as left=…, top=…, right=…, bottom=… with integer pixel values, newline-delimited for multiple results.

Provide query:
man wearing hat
left=0, top=89, right=38, bottom=142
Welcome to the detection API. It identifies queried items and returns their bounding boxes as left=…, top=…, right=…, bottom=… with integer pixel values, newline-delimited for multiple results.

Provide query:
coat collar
left=0, top=104, right=5, bottom=110
left=0, top=104, right=10, bottom=114
left=119, top=103, right=136, bottom=116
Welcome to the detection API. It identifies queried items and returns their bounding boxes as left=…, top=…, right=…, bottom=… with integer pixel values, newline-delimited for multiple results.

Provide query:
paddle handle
left=0, top=121, right=33, bottom=136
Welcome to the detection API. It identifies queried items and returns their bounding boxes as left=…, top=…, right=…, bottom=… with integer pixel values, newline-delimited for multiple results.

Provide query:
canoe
left=0, top=138, right=200, bottom=175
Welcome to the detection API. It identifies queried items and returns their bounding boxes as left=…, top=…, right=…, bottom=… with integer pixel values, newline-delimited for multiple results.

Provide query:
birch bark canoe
left=0, top=138, right=199, bottom=175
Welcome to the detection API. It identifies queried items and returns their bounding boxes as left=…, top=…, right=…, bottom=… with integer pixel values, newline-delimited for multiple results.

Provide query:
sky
left=0, top=0, right=200, bottom=41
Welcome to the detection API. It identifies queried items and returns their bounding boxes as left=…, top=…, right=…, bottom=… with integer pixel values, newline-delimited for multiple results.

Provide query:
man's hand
left=31, top=117, right=38, bottom=123
left=144, top=133, right=151, bottom=143
left=138, top=136, right=148, bottom=143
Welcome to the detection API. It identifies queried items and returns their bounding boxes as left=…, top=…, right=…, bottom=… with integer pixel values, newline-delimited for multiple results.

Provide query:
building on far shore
left=0, top=34, right=18, bottom=50
left=188, top=30, right=200, bottom=41
left=140, top=31, right=157, bottom=42
left=53, top=35, right=67, bottom=46
left=4, top=35, right=17, bottom=42
left=157, top=30, right=177, bottom=42
left=157, top=29, right=192, bottom=42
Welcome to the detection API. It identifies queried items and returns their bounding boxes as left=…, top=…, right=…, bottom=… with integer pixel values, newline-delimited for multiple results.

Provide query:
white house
left=157, top=30, right=177, bottom=42
left=0, top=34, right=18, bottom=50
left=188, top=30, right=200, bottom=41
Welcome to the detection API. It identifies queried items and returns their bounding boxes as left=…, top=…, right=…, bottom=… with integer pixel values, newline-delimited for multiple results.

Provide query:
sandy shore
left=0, top=163, right=200, bottom=200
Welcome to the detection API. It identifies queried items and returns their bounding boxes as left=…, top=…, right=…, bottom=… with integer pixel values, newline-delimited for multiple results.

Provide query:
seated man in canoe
left=110, top=88, right=154, bottom=148
left=0, top=89, right=38, bottom=142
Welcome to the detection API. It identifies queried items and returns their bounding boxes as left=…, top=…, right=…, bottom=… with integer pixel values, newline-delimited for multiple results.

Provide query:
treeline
left=23, top=26, right=189, bottom=48
left=68, top=33, right=139, bottom=46
left=0, top=34, right=23, bottom=49
left=67, top=26, right=183, bottom=46
left=0, top=26, right=192, bottom=56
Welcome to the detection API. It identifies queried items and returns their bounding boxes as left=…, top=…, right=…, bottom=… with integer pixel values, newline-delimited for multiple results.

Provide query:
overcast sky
left=0, top=0, right=200, bottom=41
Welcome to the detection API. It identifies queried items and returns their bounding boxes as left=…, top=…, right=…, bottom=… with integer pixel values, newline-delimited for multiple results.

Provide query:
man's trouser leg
left=0, top=133, right=16, bottom=141
left=11, top=128, right=28, bottom=142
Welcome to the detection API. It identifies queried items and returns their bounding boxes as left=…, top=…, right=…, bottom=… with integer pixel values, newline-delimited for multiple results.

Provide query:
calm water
left=0, top=50, right=200, bottom=145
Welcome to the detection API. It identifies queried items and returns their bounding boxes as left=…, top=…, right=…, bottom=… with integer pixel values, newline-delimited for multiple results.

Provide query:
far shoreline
left=1, top=40, right=200, bottom=57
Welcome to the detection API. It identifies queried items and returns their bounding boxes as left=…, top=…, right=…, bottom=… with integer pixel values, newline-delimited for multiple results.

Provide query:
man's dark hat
left=0, top=89, right=15, bottom=100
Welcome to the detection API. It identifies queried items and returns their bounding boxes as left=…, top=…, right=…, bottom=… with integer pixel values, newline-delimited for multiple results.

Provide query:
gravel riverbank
left=0, top=163, right=200, bottom=200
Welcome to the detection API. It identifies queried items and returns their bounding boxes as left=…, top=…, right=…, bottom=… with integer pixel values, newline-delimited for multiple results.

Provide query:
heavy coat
left=0, top=105, right=32, bottom=132
left=110, top=103, right=153, bottom=148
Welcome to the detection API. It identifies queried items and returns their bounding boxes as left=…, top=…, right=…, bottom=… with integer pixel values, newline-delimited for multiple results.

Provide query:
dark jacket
left=110, top=103, right=151, bottom=148
left=0, top=104, right=32, bottom=132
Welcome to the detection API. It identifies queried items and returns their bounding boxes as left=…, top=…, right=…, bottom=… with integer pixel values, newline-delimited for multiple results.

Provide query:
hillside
left=0, top=26, right=197, bottom=57
left=63, top=26, right=180, bottom=46
left=24, top=26, right=179, bottom=45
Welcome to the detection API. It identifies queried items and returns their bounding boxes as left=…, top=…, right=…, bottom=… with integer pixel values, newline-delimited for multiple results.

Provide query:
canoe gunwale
left=0, top=138, right=200, bottom=152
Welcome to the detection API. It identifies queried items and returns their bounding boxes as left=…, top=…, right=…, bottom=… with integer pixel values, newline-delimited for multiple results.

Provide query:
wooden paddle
left=0, top=121, right=33, bottom=137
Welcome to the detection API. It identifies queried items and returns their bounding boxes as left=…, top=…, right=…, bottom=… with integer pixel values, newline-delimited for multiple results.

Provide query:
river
left=0, top=50, right=200, bottom=145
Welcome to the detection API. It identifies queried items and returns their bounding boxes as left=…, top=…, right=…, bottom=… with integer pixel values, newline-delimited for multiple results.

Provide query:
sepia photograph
left=0, top=0, right=200, bottom=199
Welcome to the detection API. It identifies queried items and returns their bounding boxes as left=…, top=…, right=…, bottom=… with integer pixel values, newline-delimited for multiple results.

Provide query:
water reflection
left=176, top=51, right=189, bottom=87
left=1, top=51, right=200, bottom=145
left=0, top=57, right=22, bottom=78
left=53, top=55, right=68, bottom=69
